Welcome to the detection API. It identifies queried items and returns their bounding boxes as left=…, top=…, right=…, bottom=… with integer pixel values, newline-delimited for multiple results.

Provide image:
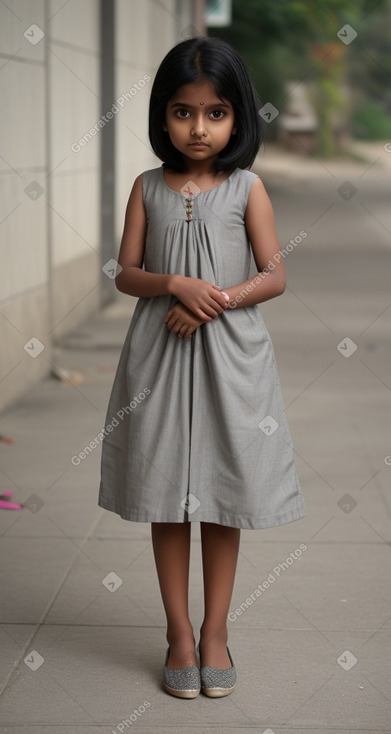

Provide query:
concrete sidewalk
left=0, top=147, right=391, bottom=733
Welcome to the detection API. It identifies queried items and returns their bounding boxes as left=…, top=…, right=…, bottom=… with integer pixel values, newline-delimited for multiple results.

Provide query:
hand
left=164, top=303, right=205, bottom=339
left=169, top=275, right=229, bottom=321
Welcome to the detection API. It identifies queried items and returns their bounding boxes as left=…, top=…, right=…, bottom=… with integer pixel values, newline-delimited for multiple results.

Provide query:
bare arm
left=223, top=177, right=286, bottom=308
left=115, top=174, right=173, bottom=297
left=115, top=173, right=229, bottom=319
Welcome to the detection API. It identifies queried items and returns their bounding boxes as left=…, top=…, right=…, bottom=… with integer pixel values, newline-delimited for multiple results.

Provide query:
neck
left=181, top=156, right=220, bottom=178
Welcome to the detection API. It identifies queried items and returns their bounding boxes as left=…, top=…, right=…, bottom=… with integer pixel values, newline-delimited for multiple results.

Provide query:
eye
left=175, top=109, right=190, bottom=118
left=209, top=110, right=225, bottom=119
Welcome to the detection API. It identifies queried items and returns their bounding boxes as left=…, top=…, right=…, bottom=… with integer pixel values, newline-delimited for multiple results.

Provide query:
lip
left=189, top=142, right=209, bottom=148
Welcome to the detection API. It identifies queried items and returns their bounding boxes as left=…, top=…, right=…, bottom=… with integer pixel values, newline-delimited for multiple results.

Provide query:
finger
left=202, top=308, right=217, bottom=319
left=210, top=294, right=228, bottom=310
left=210, top=284, right=229, bottom=303
left=177, top=324, right=188, bottom=338
left=167, top=316, right=181, bottom=332
left=164, top=309, right=174, bottom=323
left=213, top=290, right=230, bottom=305
left=206, top=299, right=224, bottom=316
left=183, top=324, right=195, bottom=338
left=195, top=306, right=213, bottom=321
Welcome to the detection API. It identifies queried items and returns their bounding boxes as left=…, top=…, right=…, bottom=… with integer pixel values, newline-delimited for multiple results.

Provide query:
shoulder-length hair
left=148, top=36, right=265, bottom=173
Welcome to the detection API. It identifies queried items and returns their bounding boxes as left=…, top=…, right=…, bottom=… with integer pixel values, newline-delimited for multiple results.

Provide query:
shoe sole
left=163, top=682, right=200, bottom=699
left=201, top=684, right=236, bottom=698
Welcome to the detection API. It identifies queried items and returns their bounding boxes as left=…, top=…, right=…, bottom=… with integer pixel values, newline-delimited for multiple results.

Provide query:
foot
left=198, top=633, right=232, bottom=669
left=166, top=635, right=197, bottom=670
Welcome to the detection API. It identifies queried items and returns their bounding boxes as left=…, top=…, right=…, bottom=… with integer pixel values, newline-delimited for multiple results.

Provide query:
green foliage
left=348, top=2, right=391, bottom=113
left=352, top=99, right=391, bottom=139
left=206, top=0, right=390, bottom=154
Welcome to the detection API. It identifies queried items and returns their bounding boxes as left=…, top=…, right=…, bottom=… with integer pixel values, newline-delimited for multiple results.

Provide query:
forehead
left=168, top=80, right=231, bottom=106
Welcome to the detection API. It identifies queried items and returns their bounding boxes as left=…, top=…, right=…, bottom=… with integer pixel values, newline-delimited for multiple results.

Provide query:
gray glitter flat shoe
left=200, top=646, right=237, bottom=698
left=163, top=647, right=201, bottom=699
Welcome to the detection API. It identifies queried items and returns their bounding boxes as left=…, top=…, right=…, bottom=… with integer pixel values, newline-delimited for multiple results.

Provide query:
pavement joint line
left=0, top=512, right=22, bottom=537
left=46, top=593, right=103, bottom=650
left=0, top=508, right=104, bottom=698
left=123, top=590, right=161, bottom=630
left=44, top=668, right=100, bottom=724
left=44, top=468, right=71, bottom=494
left=45, top=513, right=104, bottom=571
left=224, top=693, right=260, bottom=728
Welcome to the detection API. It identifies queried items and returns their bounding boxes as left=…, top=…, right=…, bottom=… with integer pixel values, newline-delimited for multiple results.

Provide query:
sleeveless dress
left=98, top=165, right=307, bottom=529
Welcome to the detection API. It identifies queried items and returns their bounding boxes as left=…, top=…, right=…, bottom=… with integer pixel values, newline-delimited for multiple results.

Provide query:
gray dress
left=98, top=165, right=307, bottom=529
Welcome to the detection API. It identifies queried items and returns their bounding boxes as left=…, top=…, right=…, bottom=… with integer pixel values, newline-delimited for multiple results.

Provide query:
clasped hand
left=164, top=275, right=229, bottom=339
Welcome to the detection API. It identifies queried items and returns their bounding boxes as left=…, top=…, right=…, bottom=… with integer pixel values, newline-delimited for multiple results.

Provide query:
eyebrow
left=170, top=101, right=230, bottom=109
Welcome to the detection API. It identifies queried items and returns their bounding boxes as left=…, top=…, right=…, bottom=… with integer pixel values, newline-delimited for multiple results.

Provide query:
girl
left=98, top=36, right=306, bottom=699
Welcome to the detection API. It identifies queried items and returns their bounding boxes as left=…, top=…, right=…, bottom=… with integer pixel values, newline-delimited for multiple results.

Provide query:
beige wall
left=114, top=0, right=195, bottom=245
left=0, top=0, right=203, bottom=413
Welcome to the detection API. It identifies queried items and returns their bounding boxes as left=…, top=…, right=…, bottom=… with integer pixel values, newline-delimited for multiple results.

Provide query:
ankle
left=199, top=624, right=228, bottom=648
left=166, top=624, right=195, bottom=647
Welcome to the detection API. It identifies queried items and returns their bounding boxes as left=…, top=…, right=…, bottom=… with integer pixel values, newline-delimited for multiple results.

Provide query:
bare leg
left=199, top=522, right=240, bottom=668
left=151, top=522, right=196, bottom=669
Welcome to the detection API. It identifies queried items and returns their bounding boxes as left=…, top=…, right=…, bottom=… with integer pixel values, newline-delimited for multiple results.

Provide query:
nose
left=191, top=114, right=206, bottom=137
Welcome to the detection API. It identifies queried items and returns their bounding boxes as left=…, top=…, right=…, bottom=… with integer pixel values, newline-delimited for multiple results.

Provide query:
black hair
left=148, top=36, right=265, bottom=173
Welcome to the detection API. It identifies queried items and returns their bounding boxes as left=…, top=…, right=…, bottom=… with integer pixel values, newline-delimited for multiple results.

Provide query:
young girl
left=98, top=36, right=306, bottom=699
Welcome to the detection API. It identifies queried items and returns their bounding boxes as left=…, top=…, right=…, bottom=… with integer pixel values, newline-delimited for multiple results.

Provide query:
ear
left=232, top=126, right=237, bottom=135
left=162, top=119, right=168, bottom=132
